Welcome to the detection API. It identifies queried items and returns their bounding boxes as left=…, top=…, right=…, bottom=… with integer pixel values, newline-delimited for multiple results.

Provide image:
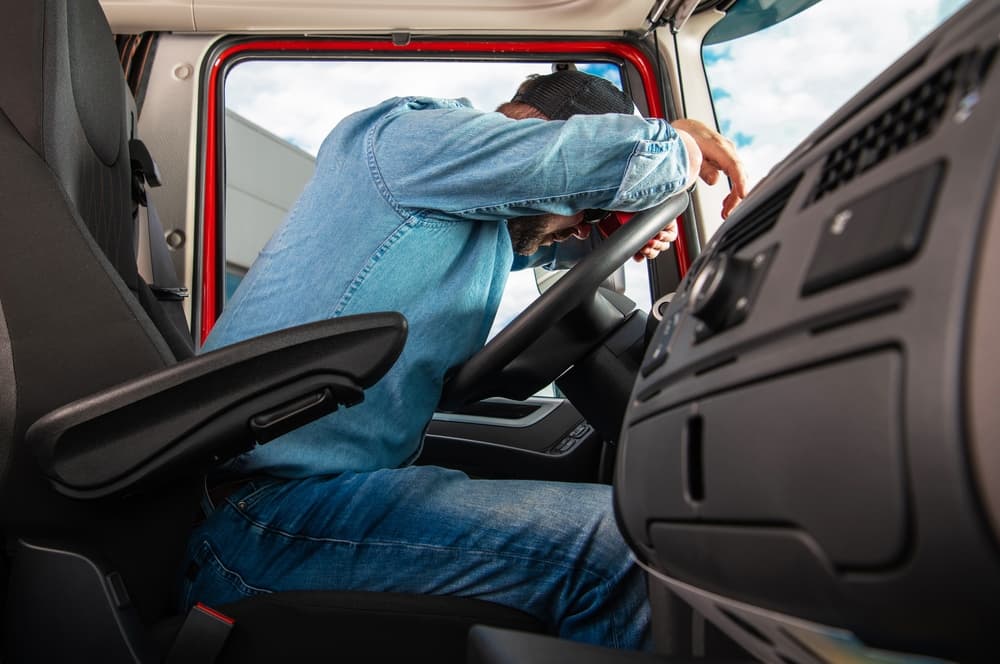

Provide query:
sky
left=703, top=0, right=969, bottom=189
left=226, top=61, right=622, bottom=157
left=228, top=61, right=561, bottom=156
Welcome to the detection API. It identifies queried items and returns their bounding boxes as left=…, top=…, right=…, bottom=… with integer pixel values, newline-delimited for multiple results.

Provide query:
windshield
left=703, top=0, right=971, bottom=190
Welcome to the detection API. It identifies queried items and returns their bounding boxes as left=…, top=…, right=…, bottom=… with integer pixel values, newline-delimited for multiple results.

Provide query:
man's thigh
left=183, top=465, right=625, bottom=605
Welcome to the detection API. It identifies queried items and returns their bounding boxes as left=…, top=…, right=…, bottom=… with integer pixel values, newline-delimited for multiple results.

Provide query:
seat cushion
left=159, top=589, right=546, bottom=663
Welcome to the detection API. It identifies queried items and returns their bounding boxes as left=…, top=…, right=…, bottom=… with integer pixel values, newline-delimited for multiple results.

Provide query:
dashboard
left=616, top=1, right=1000, bottom=661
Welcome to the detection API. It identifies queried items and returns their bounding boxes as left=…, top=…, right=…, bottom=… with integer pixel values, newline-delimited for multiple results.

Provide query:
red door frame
left=199, top=38, right=691, bottom=342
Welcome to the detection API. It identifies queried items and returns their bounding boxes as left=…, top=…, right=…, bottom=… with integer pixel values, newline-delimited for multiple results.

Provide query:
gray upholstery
left=0, top=0, right=137, bottom=284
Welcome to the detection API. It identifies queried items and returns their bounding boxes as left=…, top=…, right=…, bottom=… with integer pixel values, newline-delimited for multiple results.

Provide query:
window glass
left=703, top=0, right=971, bottom=191
left=222, top=59, right=650, bottom=346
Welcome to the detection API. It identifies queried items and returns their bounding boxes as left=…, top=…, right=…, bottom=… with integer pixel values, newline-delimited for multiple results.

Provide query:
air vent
left=716, top=175, right=801, bottom=255
left=809, top=55, right=964, bottom=203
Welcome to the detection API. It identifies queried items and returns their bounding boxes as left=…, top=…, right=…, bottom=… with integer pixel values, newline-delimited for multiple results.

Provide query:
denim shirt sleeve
left=367, top=98, right=689, bottom=222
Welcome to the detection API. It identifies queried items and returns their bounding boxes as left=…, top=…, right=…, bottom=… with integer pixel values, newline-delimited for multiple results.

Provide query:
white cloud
left=705, top=0, right=970, bottom=189
left=226, top=61, right=553, bottom=155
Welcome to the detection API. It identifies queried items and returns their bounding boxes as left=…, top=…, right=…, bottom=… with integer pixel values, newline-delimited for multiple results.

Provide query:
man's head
left=500, top=70, right=634, bottom=255
left=509, top=69, right=634, bottom=120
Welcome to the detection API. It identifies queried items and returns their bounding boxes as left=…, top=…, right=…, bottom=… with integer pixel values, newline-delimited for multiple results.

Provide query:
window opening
left=221, top=57, right=653, bottom=346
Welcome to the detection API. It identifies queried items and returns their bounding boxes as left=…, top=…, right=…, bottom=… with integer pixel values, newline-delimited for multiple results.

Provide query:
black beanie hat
left=510, top=70, right=634, bottom=120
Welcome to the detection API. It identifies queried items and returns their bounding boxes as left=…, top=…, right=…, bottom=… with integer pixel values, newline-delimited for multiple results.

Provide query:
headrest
left=0, top=0, right=123, bottom=166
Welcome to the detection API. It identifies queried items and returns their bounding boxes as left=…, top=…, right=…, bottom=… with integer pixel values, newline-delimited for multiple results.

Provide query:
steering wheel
left=439, top=191, right=690, bottom=410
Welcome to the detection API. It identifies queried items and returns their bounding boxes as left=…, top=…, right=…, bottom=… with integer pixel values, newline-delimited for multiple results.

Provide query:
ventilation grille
left=809, top=55, right=964, bottom=204
left=716, top=175, right=801, bottom=255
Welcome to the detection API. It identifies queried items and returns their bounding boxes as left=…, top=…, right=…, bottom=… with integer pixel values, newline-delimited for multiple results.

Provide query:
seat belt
left=129, top=137, right=198, bottom=359
left=130, top=138, right=189, bottom=302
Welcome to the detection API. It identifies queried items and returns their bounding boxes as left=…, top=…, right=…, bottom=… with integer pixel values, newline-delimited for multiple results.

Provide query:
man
left=181, top=70, right=745, bottom=650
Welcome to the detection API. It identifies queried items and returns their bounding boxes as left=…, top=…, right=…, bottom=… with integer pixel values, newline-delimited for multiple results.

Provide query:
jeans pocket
left=228, top=478, right=280, bottom=512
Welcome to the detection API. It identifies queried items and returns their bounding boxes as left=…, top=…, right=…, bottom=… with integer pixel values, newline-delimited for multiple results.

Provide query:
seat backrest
left=0, top=0, right=200, bottom=625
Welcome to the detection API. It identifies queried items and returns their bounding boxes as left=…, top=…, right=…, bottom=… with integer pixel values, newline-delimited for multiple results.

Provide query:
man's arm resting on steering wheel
left=375, top=107, right=692, bottom=221
left=508, top=117, right=745, bottom=271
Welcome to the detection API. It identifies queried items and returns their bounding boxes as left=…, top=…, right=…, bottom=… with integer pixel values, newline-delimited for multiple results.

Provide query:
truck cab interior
left=0, top=0, right=998, bottom=662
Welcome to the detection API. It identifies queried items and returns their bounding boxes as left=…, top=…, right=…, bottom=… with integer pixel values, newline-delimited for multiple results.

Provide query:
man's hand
left=571, top=217, right=677, bottom=262
left=634, top=219, right=678, bottom=262
left=671, top=118, right=748, bottom=219
left=631, top=119, right=746, bottom=262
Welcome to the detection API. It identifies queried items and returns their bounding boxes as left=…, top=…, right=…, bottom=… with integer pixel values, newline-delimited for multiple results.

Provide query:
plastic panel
left=622, top=351, right=905, bottom=570
left=101, top=0, right=651, bottom=33
left=4, top=539, right=159, bottom=663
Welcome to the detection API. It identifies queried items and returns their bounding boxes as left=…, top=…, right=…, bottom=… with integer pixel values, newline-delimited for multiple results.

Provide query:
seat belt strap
left=140, top=196, right=189, bottom=301
left=129, top=138, right=189, bottom=301
left=165, top=603, right=235, bottom=663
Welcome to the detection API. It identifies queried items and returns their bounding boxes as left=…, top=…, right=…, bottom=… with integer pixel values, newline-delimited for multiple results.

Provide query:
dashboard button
left=802, top=162, right=944, bottom=295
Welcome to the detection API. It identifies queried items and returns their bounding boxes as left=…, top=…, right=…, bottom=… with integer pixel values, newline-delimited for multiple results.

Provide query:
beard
left=507, top=217, right=550, bottom=256
left=507, top=214, right=580, bottom=256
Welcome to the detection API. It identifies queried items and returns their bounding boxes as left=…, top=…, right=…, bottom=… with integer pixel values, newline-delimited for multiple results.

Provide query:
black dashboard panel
left=616, top=1, right=1000, bottom=661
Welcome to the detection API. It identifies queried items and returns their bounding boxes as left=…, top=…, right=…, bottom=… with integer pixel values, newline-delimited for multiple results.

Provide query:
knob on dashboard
left=688, top=253, right=753, bottom=333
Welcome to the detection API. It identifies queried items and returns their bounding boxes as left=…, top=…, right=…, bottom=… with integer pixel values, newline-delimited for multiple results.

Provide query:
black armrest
left=28, top=312, right=407, bottom=499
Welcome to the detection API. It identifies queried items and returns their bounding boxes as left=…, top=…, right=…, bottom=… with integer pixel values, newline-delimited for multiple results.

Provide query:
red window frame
left=200, top=38, right=691, bottom=343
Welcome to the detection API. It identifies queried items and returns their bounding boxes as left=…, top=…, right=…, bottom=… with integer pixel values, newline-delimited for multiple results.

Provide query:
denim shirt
left=205, top=96, right=689, bottom=478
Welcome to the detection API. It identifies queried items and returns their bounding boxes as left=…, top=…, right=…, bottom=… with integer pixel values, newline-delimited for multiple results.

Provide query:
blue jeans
left=179, top=465, right=650, bottom=649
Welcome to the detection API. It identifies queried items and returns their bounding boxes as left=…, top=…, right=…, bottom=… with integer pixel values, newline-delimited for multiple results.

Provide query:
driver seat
left=0, top=0, right=541, bottom=661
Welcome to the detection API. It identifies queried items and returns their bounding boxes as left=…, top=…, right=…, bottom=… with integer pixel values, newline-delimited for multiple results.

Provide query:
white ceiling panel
left=101, top=0, right=654, bottom=34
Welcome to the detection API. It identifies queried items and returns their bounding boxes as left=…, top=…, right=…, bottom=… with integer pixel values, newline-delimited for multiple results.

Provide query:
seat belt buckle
left=166, top=602, right=235, bottom=663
